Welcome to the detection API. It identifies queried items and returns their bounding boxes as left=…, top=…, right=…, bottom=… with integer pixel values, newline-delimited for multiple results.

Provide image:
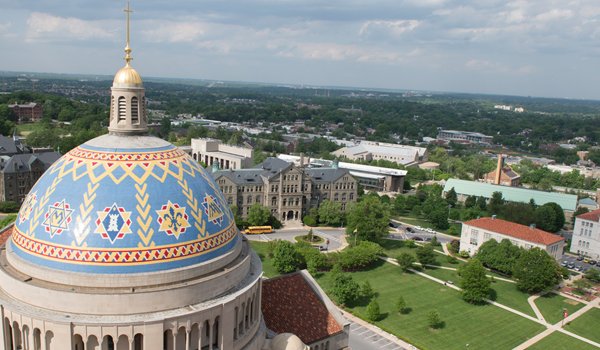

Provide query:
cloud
left=141, top=21, right=209, bottom=43
left=358, top=20, right=420, bottom=39
left=25, top=12, right=117, bottom=42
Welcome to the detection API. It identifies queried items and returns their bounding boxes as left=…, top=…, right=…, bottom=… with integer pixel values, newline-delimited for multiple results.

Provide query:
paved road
left=244, top=228, right=346, bottom=251
left=348, top=322, right=406, bottom=350
left=388, top=221, right=455, bottom=245
left=560, top=254, right=598, bottom=273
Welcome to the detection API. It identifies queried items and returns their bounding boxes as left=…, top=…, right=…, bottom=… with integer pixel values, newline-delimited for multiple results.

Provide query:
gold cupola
left=108, top=2, right=148, bottom=134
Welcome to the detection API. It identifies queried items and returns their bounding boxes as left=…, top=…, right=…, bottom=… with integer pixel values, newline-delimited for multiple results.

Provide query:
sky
left=0, top=0, right=600, bottom=99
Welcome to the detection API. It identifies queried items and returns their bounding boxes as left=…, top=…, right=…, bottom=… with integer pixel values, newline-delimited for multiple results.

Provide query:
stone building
left=0, top=12, right=348, bottom=350
left=0, top=152, right=61, bottom=202
left=482, top=155, right=520, bottom=187
left=210, top=158, right=358, bottom=223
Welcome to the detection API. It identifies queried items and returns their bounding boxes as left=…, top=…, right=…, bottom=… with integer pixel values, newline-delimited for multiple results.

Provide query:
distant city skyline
left=0, top=0, right=599, bottom=100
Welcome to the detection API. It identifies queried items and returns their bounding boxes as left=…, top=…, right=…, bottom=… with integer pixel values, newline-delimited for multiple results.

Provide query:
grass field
left=249, top=241, right=281, bottom=278
left=525, top=331, right=599, bottom=350
left=534, top=293, right=586, bottom=325
left=314, top=259, right=546, bottom=350
left=563, top=307, right=600, bottom=344
left=16, top=123, right=44, bottom=135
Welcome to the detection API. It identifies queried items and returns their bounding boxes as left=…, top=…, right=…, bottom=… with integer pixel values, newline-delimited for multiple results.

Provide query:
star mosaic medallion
left=156, top=201, right=190, bottom=239
left=42, top=200, right=74, bottom=237
left=94, top=203, right=132, bottom=244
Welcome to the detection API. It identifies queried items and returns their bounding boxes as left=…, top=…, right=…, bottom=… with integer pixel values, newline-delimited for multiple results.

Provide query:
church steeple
left=108, top=2, right=148, bottom=134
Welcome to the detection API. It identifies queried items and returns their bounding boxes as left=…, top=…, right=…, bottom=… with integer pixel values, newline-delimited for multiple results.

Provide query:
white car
left=426, top=228, right=435, bottom=234
left=415, top=226, right=423, bottom=230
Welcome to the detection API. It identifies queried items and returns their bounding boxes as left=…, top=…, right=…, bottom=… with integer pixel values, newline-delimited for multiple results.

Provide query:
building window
left=483, top=232, right=491, bottom=242
left=283, top=199, right=287, bottom=206
left=247, top=196, right=252, bottom=204
left=587, top=242, right=590, bottom=248
left=342, top=193, right=347, bottom=201
left=334, top=193, right=339, bottom=201
left=350, top=193, right=354, bottom=200
left=272, top=197, right=277, bottom=206
left=295, top=198, right=299, bottom=206
left=470, top=229, right=479, bottom=245
left=256, top=196, right=260, bottom=203
left=228, top=197, right=233, bottom=205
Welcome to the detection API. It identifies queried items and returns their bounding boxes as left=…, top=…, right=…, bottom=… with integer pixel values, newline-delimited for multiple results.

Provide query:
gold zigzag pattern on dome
left=135, top=183, right=155, bottom=247
left=44, top=150, right=204, bottom=186
left=72, top=181, right=99, bottom=246
left=27, top=176, right=62, bottom=238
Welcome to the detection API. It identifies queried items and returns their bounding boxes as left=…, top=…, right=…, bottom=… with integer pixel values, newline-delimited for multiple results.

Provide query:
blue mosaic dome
left=12, top=135, right=238, bottom=274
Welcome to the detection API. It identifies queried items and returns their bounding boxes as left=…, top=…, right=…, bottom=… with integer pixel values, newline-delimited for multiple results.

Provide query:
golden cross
left=123, top=2, right=133, bottom=44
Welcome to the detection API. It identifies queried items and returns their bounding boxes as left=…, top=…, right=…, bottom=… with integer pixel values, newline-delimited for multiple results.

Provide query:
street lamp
left=562, top=308, right=568, bottom=328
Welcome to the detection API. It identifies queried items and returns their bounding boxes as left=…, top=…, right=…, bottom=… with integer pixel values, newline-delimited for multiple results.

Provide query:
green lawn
left=249, top=241, right=281, bottom=278
left=525, top=331, right=599, bottom=350
left=380, top=239, right=458, bottom=268
left=534, top=293, right=586, bottom=325
left=314, top=259, right=546, bottom=350
left=16, top=123, right=44, bottom=135
left=419, top=267, right=535, bottom=318
left=488, top=280, right=537, bottom=318
left=563, top=307, right=600, bottom=344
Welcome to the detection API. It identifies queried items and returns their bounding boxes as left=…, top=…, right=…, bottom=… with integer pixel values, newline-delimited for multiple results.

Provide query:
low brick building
left=8, top=102, right=43, bottom=122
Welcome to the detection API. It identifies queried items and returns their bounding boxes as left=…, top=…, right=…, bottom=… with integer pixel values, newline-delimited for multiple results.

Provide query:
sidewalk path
left=527, top=292, right=548, bottom=323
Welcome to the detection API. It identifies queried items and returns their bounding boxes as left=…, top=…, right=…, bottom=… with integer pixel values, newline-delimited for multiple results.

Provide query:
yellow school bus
left=244, top=226, right=273, bottom=234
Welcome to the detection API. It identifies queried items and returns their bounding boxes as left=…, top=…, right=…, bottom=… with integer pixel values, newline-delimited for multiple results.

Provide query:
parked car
left=574, top=266, right=583, bottom=272
left=425, top=237, right=432, bottom=242
left=411, top=236, right=424, bottom=242
left=584, top=258, right=591, bottom=263
left=415, top=226, right=423, bottom=230
left=567, top=263, right=576, bottom=269
left=389, top=222, right=399, bottom=228
left=426, top=228, right=435, bottom=233
left=318, top=245, right=327, bottom=251
left=590, top=260, right=597, bottom=266
left=577, top=256, right=584, bottom=261
left=406, top=227, right=416, bottom=233
left=561, top=261, right=568, bottom=267
left=583, top=268, right=590, bottom=274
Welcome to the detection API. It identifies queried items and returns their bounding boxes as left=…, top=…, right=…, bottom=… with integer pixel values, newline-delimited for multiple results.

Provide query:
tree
left=229, top=204, right=242, bottom=223
left=228, top=129, right=244, bottom=145
left=584, top=267, right=600, bottom=281
left=430, top=235, right=440, bottom=247
left=460, top=259, right=490, bottom=302
left=405, top=195, right=420, bottom=210
left=346, top=196, right=390, bottom=242
left=573, top=279, right=592, bottom=294
left=430, top=209, right=450, bottom=230
left=449, top=210, right=461, bottom=221
left=160, top=116, right=172, bottom=136
left=445, top=187, right=457, bottom=206
left=307, top=228, right=314, bottom=242
left=427, top=309, right=441, bottom=329
left=412, top=205, right=422, bottom=216
left=450, top=240, right=460, bottom=254
left=318, top=200, right=343, bottom=226
left=489, top=191, right=503, bottom=214
left=476, top=239, right=522, bottom=275
left=403, top=180, right=412, bottom=192
left=465, top=195, right=477, bottom=208
left=397, top=251, right=416, bottom=272
left=463, top=206, right=482, bottom=221
left=405, top=239, right=416, bottom=249
left=572, top=207, right=589, bottom=225
left=476, top=196, right=487, bottom=211
left=265, top=239, right=280, bottom=257
left=416, top=244, right=436, bottom=266
left=503, top=202, right=535, bottom=226
left=331, top=273, right=361, bottom=305
left=395, top=296, right=406, bottom=314
left=362, top=280, right=374, bottom=299
left=366, top=298, right=380, bottom=322
left=309, top=207, right=319, bottom=222
left=514, top=247, right=561, bottom=293
left=534, top=205, right=557, bottom=232
left=272, top=241, right=302, bottom=273
left=247, top=203, right=271, bottom=226
left=539, top=202, right=565, bottom=233
left=392, top=195, right=405, bottom=214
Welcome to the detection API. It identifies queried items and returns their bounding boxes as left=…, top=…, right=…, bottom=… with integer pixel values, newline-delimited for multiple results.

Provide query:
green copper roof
left=443, top=178, right=577, bottom=211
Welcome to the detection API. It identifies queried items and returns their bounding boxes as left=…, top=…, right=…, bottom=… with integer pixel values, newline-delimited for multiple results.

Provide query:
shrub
left=331, top=273, right=361, bottom=305
left=416, top=244, right=436, bottom=266
left=405, top=239, right=416, bottom=249
left=265, top=239, right=281, bottom=257
left=427, top=309, right=441, bottom=329
left=0, top=214, right=16, bottom=229
left=449, top=240, right=460, bottom=254
left=458, top=250, right=470, bottom=258
left=270, top=217, right=281, bottom=229
left=0, top=201, right=19, bottom=213
left=395, top=296, right=406, bottom=314
left=446, top=255, right=458, bottom=264
left=303, top=215, right=317, bottom=226
left=362, top=280, right=374, bottom=299
left=336, top=241, right=383, bottom=270
left=447, top=226, right=459, bottom=236
left=272, top=241, right=302, bottom=273
left=430, top=235, right=441, bottom=247
left=236, top=220, right=249, bottom=228
left=366, top=298, right=380, bottom=322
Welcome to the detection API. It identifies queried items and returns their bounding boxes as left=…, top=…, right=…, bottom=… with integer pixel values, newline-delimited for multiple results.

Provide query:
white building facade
left=570, top=209, right=600, bottom=259
left=460, top=217, right=564, bottom=260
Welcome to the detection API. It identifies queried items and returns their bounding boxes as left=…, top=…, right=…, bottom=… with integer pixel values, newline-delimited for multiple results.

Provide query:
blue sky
left=1, top=0, right=599, bottom=99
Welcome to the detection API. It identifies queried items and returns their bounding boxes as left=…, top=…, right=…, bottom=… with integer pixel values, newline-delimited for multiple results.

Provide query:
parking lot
left=561, top=254, right=598, bottom=273
left=348, top=322, right=407, bottom=350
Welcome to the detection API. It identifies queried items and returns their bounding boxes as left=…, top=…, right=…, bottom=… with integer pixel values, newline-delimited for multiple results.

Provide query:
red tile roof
left=0, top=226, right=12, bottom=247
left=576, top=208, right=600, bottom=222
left=464, top=217, right=563, bottom=246
left=261, top=273, right=343, bottom=344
